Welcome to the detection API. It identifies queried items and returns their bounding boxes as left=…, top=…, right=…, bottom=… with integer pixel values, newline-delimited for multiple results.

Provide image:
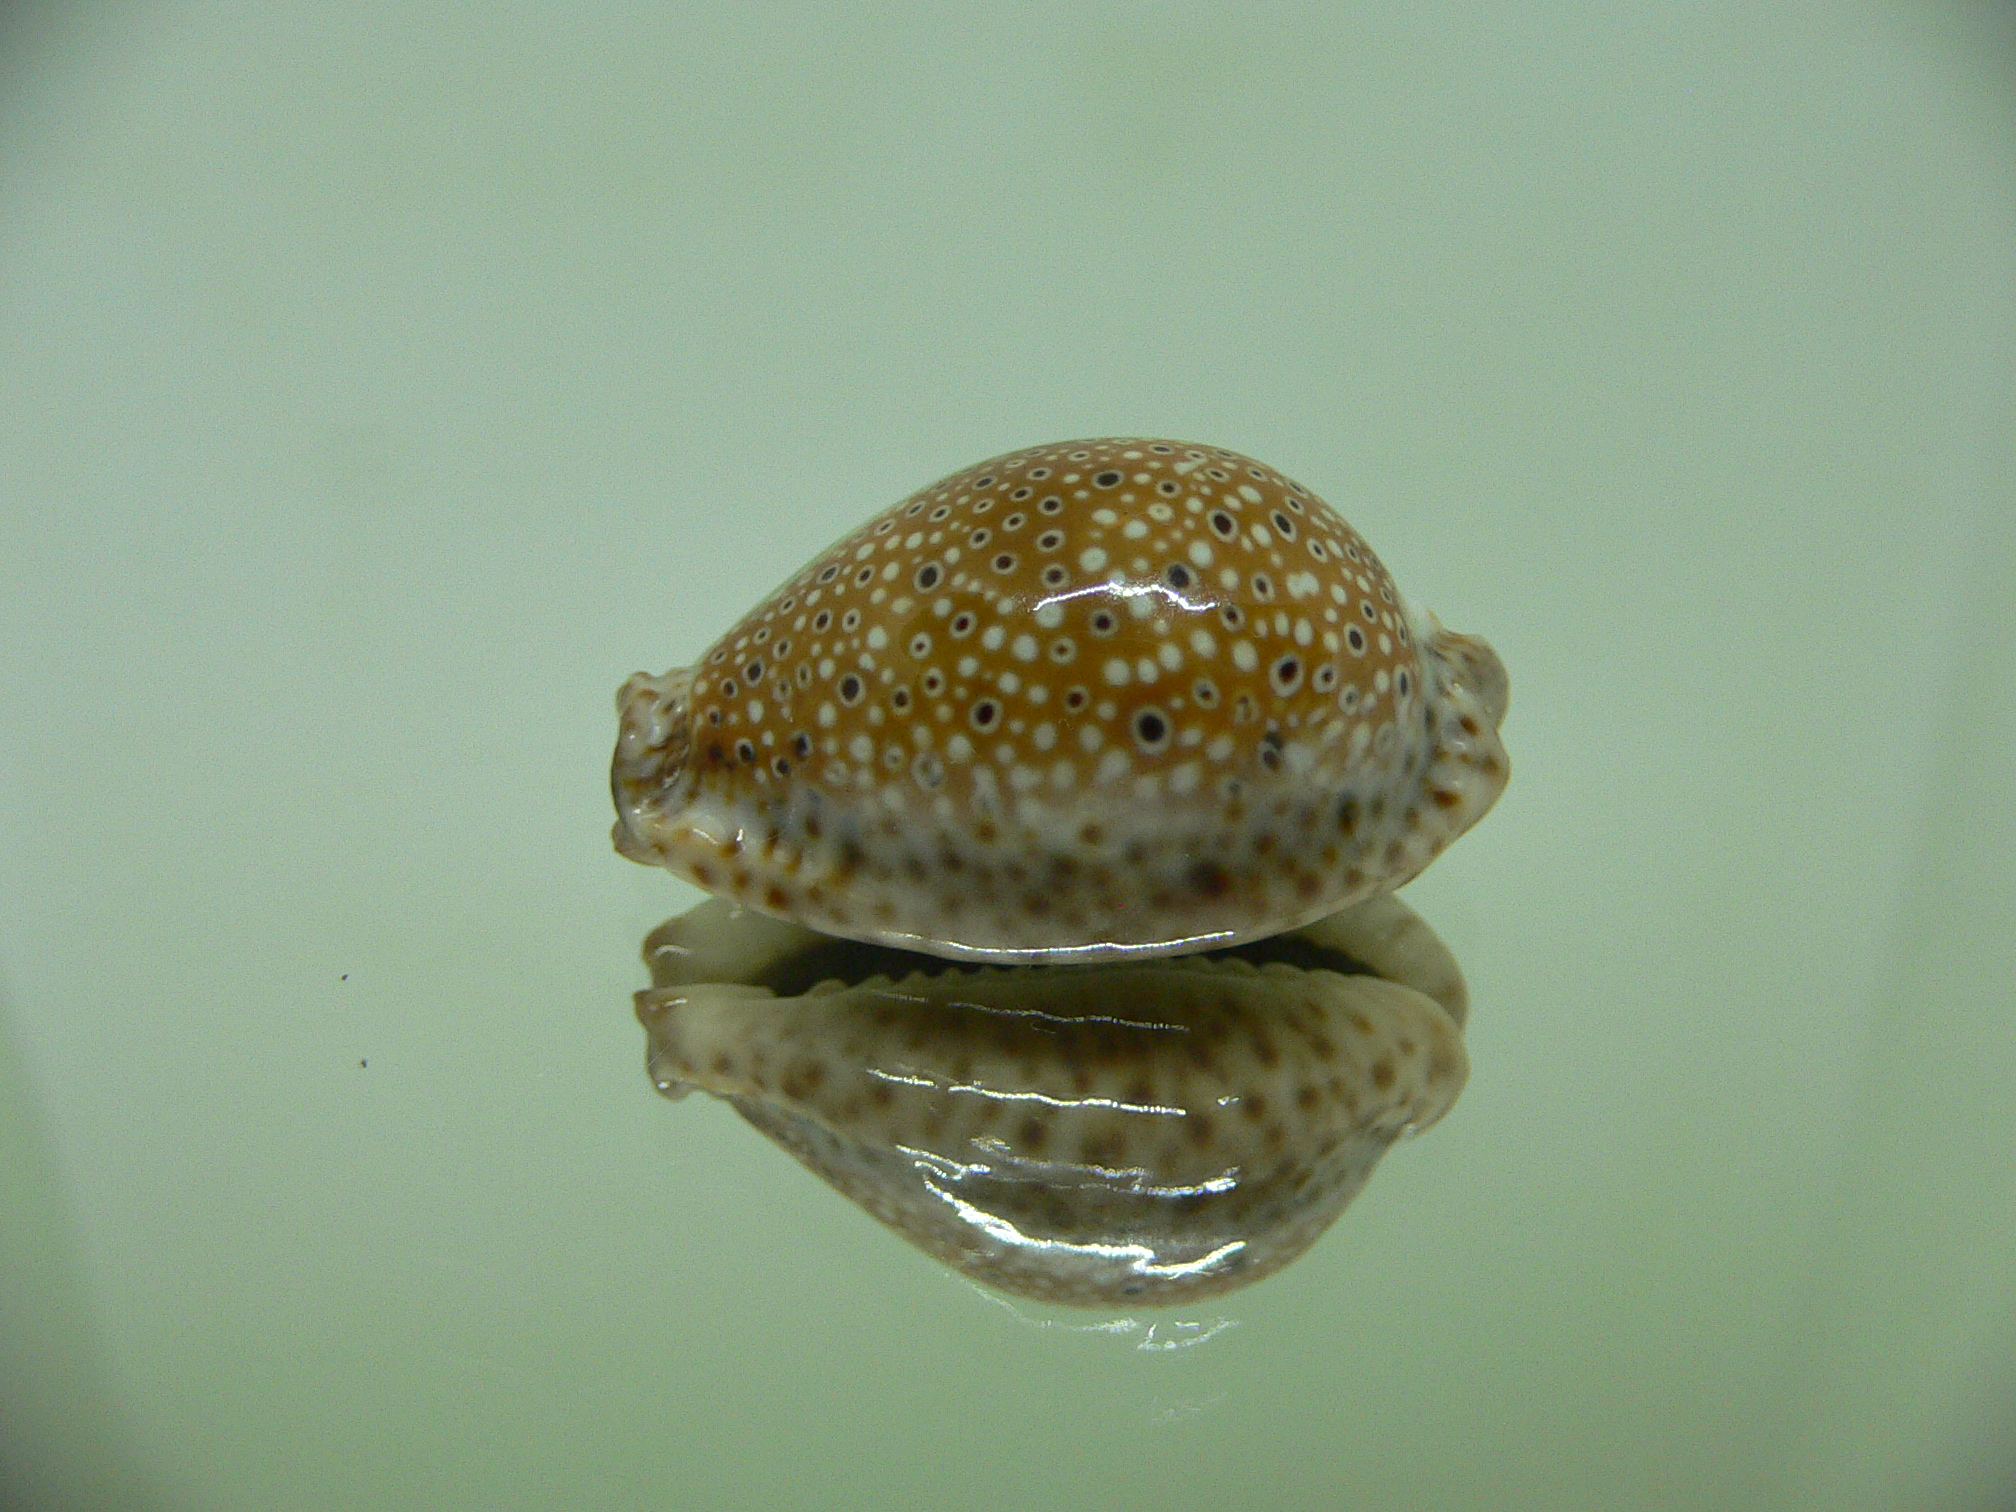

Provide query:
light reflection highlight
left=867, top=1066, right=1187, bottom=1118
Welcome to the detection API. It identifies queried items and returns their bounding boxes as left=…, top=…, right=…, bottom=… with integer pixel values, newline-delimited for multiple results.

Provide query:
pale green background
left=2, top=4, right=2012, bottom=1510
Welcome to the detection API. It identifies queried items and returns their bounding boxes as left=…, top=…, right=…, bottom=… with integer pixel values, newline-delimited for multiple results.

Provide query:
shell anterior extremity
left=613, top=439, right=1509, bottom=963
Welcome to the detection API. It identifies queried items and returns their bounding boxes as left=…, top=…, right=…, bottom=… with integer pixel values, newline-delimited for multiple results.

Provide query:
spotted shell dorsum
left=613, top=439, right=1508, bottom=964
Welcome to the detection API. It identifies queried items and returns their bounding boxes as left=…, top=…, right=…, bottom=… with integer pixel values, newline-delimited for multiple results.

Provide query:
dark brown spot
left=1189, top=859, right=1232, bottom=900
left=1249, top=1025, right=1280, bottom=1067
left=833, top=838, right=865, bottom=883
left=1080, top=1129, right=1124, bottom=1166
left=1370, top=1059, right=1396, bottom=1090
left=1018, top=1117, right=1048, bottom=1153
left=781, top=1061, right=824, bottom=1100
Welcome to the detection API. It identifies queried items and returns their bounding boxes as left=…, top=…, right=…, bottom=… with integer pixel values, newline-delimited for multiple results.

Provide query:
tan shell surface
left=635, top=894, right=1469, bottom=1307
left=614, top=439, right=1509, bottom=963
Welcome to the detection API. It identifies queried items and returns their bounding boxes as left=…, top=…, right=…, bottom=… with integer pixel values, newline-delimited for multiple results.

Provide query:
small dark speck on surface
left=359, top=1059, right=367, bottom=1068
left=341, top=974, right=349, bottom=981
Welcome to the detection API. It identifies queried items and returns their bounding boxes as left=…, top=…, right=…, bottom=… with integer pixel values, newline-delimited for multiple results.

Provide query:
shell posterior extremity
left=614, top=439, right=1509, bottom=963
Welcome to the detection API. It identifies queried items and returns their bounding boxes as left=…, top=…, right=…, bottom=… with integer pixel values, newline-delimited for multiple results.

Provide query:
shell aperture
left=613, top=439, right=1509, bottom=963
left=635, top=894, right=1469, bottom=1307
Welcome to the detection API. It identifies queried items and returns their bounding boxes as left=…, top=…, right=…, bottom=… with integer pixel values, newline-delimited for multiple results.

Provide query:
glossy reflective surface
left=2, top=6, right=2011, bottom=1512
left=635, top=896, right=1467, bottom=1304
left=613, top=439, right=1509, bottom=963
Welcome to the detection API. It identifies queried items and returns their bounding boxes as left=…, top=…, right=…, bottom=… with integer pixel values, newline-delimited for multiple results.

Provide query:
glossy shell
left=614, top=439, right=1509, bottom=963
left=635, top=893, right=1469, bottom=1307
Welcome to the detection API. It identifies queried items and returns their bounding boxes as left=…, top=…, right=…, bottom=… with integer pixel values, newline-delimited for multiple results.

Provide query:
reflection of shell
left=635, top=894, right=1468, bottom=1306
left=613, top=438, right=1509, bottom=964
